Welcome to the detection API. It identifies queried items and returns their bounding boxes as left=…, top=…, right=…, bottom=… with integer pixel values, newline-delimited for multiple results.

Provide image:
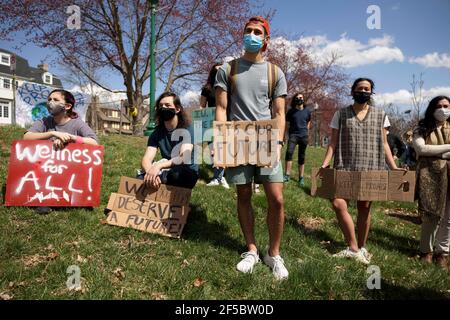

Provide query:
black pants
left=137, top=165, right=198, bottom=189
left=285, top=134, right=308, bottom=165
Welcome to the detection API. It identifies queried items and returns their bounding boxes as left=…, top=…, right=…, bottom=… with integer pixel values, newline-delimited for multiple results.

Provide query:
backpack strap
left=267, top=62, right=278, bottom=114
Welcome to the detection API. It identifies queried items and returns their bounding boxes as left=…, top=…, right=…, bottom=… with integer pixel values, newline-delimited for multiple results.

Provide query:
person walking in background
left=413, top=95, right=450, bottom=269
left=283, top=92, right=311, bottom=187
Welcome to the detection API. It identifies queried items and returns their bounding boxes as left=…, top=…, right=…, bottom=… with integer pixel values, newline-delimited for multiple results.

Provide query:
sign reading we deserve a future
left=5, top=140, right=104, bottom=207
left=105, top=177, right=192, bottom=238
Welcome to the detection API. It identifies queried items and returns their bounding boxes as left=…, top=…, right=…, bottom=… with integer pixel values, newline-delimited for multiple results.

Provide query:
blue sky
left=1, top=0, right=449, bottom=107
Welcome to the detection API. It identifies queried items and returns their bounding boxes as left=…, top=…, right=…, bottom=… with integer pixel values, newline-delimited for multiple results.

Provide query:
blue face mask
left=243, top=34, right=264, bottom=53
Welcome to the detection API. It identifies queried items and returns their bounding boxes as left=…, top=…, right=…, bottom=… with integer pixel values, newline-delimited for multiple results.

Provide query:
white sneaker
left=263, top=253, right=289, bottom=280
left=333, top=247, right=369, bottom=265
left=360, top=247, right=373, bottom=263
left=206, top=179, right=220, bottom=186
left=254, top=184, right=260, bottom=194
left=220, top=178, right=230, bottom=189
left=236, top=251, right=260, bottom=274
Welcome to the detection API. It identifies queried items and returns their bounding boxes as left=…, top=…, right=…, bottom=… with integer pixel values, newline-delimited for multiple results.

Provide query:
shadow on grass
left=197, top=164, right=213, bottom=182
left=369, top=227, right=419, bottom=257
left=386, top=212, right=421, bottom=225
left=285, top=215, right=345, bottom=254
left=183, top=204, right=243, bottom=254
left=364, top=280, right=450, bottom=300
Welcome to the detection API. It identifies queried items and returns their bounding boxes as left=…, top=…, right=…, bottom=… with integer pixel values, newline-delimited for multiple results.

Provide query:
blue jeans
left=213, top=167, right=225, bottom=181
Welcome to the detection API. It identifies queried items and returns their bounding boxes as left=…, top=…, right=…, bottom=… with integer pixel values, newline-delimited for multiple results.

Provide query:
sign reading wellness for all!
left=5, top=140, right=104, bottom=207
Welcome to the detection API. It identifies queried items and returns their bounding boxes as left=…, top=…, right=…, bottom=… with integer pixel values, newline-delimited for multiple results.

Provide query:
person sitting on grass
left=138, top=92, right=198, bottom=190
left=23, top=89, right=98, bottom=214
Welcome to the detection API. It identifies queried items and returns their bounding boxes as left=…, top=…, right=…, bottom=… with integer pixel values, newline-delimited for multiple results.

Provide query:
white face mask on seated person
left=433, top=107, right=450, bottom=122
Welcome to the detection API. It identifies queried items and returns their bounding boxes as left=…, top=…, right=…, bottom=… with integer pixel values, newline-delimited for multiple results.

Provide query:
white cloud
left=180, top=90, right=200, bottom=108
left=68, top=83, right=127, bottom=106
left=409, top=52, right=450, bottom=69
left=273, top=33, right=404, bottom=68
left=374, top=86, right=450, bottom=106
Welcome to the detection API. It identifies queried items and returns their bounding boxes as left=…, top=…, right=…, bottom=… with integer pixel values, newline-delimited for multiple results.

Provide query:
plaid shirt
left=334, top=105, right=386, bottom=171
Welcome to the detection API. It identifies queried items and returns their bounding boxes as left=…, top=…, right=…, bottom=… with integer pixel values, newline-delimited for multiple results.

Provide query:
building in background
left=0, top=48, right=63, bottom=125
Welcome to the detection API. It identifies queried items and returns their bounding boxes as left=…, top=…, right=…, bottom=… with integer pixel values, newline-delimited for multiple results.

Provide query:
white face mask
left=433, top=108, right=450, bottom=122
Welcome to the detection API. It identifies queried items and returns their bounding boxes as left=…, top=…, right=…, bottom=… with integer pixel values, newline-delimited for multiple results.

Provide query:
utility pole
left=11, top=54, right=16, bottom=125
left=144, top=0, right=158, bottom=136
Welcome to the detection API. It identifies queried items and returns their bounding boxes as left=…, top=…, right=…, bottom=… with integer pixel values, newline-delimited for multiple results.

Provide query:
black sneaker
left=35, top=206, right=52, bottom=214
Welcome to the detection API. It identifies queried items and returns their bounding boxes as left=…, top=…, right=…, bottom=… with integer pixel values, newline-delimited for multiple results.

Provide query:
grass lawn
left=0, top=125, right=449, bottom=300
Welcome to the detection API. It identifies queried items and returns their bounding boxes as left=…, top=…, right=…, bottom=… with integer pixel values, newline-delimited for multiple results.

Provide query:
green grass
left=0, top=125, right=449, bottom=300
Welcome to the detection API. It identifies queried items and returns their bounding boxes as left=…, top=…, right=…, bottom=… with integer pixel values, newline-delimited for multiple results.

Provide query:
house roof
left=97, top=109, right=131, bottom=124
left=0, top=48, right=63, bottom=88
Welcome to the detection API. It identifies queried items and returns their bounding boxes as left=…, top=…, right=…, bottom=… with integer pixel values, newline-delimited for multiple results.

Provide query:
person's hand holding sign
left=144, top=165, right=162, bottom=189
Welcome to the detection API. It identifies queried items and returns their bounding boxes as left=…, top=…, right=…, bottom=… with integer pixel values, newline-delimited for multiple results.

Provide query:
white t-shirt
left=329, top=109, right=390, bottom=129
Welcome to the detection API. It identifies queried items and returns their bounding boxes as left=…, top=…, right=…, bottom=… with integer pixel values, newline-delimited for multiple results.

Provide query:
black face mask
left=353, top=91, right=371, bottom=104
left=160, top=108, right=177, bottom=121
left=294, top=97, right=304, bottom=106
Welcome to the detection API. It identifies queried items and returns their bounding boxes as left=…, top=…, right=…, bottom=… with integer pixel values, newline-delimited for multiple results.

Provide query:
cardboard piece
left=213, top=119, right=279, bottom=168
left=106, top=193, right=189, bottom=224
left=117, top=176, right=191, bottom=206
left=311, top=168, right=415, bottom=202
left=106, top=210, right=184, bottom=238
left=104, top=176, right=192, bottom=238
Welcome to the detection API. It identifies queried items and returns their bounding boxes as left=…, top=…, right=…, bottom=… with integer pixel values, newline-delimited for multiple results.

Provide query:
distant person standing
left=386, top=126, right=406, bottom=162
left=284, top=93, right=311, bottom=187
left=201, top=63, right=229, bottom=189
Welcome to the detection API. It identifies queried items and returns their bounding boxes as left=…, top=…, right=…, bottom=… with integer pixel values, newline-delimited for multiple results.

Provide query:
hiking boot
left=283, top=175, right=290, bottom=183
left=206, top=179, right=220, bottom=186
left=236, top=251, right=260, bottom=274
left=419, top=252, right=433, bottom=264
left=333, top=247, right=369, bottom=265
left=263, top=253, right=289, bottom=280
left=434, top=253, right=449, bottom=269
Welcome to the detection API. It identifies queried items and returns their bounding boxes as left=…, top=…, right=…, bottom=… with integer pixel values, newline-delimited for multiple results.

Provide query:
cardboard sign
left=311, top=168, right=415, bottom=202
left=5, top=140, right=104, bottom=207
left=106, top=193, right=189, bottom=224
left=104, top=176, right=192, bottom=238
left=213, top=120, right=279, bottom=168
left=106, top=211, right=184, bottom=238
left=117, top=176, right=191, bottom=206
left=192, top=107, right=216, bottom=143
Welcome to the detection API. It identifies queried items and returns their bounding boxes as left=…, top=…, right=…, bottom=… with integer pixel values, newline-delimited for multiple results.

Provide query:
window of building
left=0, top=100, right=10, bottom=119
left=3, top=78, right=11, bottom=89
left=0, top=53, right=10, bottom=66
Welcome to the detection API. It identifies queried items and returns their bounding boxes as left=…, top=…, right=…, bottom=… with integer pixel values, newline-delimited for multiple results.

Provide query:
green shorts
left=225, top=162, right=284, bottom=185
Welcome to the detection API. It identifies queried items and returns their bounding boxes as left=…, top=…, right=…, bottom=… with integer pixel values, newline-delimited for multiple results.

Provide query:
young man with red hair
left=215, top=16, right=289, bottom=280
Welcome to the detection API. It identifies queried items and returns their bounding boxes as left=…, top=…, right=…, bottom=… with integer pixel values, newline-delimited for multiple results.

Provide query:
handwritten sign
left=191, top=107, right=216, bottom=143
left=213, top=120, right=278, bottom=167
left=5, top=140, right=104, bottom=207
left=311, top=168, right=415, bottom=202
left=104, top=176, right=192, bottom=238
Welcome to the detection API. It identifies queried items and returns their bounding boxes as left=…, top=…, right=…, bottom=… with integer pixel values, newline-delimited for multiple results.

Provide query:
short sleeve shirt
left=147, top=124, right=198, bottom=172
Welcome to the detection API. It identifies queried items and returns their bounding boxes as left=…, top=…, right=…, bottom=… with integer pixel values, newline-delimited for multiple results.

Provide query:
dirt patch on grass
left=297, top=217, right=326, bottom=233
